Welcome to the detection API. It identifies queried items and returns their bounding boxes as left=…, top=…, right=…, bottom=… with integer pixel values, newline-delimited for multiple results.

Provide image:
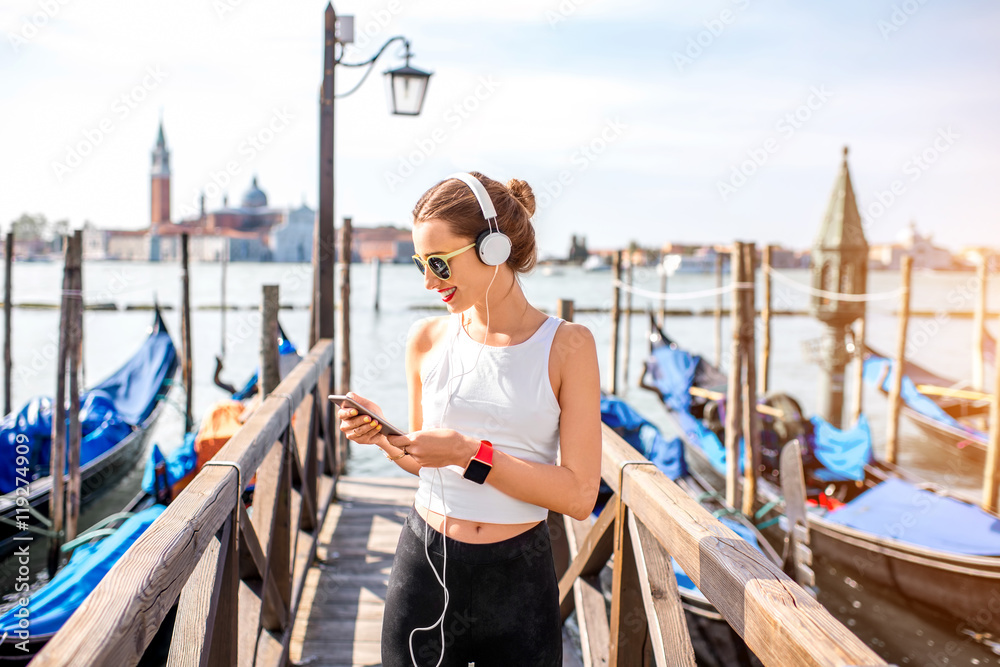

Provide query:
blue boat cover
left=141, top=434, right=198, bottom=495
left=0, top=505, right=165, bottom=637
left=0, top=317, right=176, bottom=493
left=826, top=478, right=1000, bottom=556
left=863, top=356, right=987, bottom=441
left=601, top=394, right=686, bottom=480
left=232, top=335, right=298, bottom=400
left=810, top=414, right=873, bottom=481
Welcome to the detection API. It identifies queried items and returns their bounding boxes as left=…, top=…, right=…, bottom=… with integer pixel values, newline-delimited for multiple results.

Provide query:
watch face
left=463, top=459, right=492, bottom=484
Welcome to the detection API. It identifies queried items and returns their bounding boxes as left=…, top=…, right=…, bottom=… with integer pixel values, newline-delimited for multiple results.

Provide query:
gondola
left=863, top=346, right=990, bottom=456
left=639, top=316, right=1000, bottom=635
left=0, top=308, right=178, bottom=556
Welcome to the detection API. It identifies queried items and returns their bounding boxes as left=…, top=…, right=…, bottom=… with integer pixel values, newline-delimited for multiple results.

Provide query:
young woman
left=338, top=171, right=601, bottom=666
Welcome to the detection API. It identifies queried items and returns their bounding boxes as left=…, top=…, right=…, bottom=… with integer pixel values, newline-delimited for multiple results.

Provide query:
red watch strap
left=474, top=440, right=494, bottom=466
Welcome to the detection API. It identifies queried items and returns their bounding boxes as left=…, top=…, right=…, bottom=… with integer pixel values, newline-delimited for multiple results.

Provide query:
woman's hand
left=386, top=429, right=478, bottom=469
left=338, top=393, right=390, bottom=447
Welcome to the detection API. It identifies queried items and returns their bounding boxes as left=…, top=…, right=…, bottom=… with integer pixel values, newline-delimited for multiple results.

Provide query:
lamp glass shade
left=383, top=64, right=431, bottom=116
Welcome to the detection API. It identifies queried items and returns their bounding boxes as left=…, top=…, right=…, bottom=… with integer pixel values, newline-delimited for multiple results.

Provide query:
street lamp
left=334, top=24, right=432, bottom=116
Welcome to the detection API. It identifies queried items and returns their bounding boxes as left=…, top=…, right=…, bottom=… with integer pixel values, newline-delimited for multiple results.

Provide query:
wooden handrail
left=581, top=423, right=885, bottom=666
left=34, top=339, right=335, bottom=666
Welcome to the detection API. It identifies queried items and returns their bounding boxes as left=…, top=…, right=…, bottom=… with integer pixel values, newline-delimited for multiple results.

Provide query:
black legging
left=381, top=507, right=562, bottom=667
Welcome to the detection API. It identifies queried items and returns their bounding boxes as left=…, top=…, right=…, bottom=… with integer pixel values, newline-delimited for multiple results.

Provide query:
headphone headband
left=447, top=172, right=498, bottom=221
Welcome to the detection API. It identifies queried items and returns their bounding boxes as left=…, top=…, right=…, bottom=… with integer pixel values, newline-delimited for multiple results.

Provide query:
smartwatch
left=463, top=440, right=494, bottom=484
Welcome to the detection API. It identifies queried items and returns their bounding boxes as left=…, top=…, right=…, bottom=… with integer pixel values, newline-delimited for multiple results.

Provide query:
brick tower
left=151, top=121, right=171, bottom=229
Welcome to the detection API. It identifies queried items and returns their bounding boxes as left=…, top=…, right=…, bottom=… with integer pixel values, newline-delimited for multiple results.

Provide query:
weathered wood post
left=66, top=232, right=83, bottom=542
left=851, top=313, right=867, bottom=427
left=741, top=242, right=759, bottom=517
left=760, top=245, right=772, bottom=396
left=260, top=285, right=280, bottom=398
left=180, top=233, right=193, bottom=432
left=220, top=237, right=228, bottom=359
left=338, top=217, right=353, bottom=471
left=4, top=231, right=12, bottom=416
left=608, top=251, right=622, bottom=395
left=557, top=299, right=574, bottom=322
left=725, top=242, right=745, bottom=508
left=658, top=251, right=667, bottom=327
left=48, top=233, right=73, bottom=574
left=548, top=299, right=574, bottom=586
left=371, top=257, right=381, bottom=312
left=985, top=312, right=1000, bottom=512
left=715, top=250, right=723, bottom=366
left=885, top=255, right=912, bottom=465
left=973, top=255, right=987, bottom=391
left=621, top=251, right=634, bottom=391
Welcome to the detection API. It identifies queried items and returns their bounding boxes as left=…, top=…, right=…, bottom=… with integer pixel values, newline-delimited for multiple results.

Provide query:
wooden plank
left=65, top=233, right=83, bottom=542
left=181, top=233, right=193, bottom=432
left=725, top=242, right=744, bottom=509
left=167, top=518, right=223, bottom=667
left=741, top=241, right=759, bottom=517
left=627, top=512, right=695, bottom=667
left=260, top=441, right=292, bottom=633
left=289, top=428, right=317, bottom=532
left=558, top=498, right=616, bottom=622
left=338, top=216, right=352, bottom=471
left=237, top=578, right=264, bottom=666
left=600, top=427, right=884, bottom=666
left=985, top=305, right=1000, bottom=512
left=260, top=285, right=280, bottom=397
left=207, top=511, right=239, bottom=667
left=566, top=516, right=610, bottom=667
left=851, top=315, right=867, bottom=426
left=294, top=388, right=318, bottom=531
left=760, top=244, right=772, bottom=395
left=47, top=235, right=72, bottom=573
left=609, top=504, right=645, bottom=666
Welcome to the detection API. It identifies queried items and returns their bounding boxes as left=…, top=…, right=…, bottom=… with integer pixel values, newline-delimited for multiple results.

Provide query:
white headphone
left=446, top=172, right=512, bottom=267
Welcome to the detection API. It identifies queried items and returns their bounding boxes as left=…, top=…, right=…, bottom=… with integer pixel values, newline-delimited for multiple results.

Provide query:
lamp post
left=312, top=3, right=432, bottom=348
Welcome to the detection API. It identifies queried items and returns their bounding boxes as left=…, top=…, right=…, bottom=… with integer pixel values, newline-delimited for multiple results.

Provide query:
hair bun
left=505, top=179, right=536, bottom=217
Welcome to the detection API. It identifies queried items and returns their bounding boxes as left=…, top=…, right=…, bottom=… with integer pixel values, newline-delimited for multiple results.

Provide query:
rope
left=753, top=497, right=783, bottom=520
left=755, top=515, right=784, bottom=531
left=764, top=266, right=903, bottom=302
left=612, top=279, right=753, bottom=301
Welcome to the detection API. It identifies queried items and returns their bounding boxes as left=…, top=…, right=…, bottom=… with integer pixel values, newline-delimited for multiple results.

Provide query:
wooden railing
left=34, top=339, right=338, bottom=666
left=556, top=424, right=886, bottom=667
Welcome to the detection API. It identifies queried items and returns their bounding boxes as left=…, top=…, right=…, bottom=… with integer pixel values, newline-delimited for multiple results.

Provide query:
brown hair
left=412, top=171, right=537, bottom=274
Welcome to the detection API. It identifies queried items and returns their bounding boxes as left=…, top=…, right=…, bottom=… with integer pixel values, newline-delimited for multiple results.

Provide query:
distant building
left=98, top=122, right=316, bottom=262
left=348, top=226, right=415, bottom=263
left=868, top=222, right=955, bottom=270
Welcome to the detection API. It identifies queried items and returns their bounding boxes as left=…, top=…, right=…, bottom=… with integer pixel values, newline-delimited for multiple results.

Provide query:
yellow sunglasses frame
left=412, top=243, right=475, bottom=280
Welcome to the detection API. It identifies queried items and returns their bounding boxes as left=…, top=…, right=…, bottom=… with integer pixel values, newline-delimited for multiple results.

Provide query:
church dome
left=241, top=176, right=268, bottom=208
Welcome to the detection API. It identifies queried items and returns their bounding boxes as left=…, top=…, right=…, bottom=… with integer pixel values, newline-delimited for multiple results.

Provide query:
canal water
left=2, top=259, right=998, bottom=665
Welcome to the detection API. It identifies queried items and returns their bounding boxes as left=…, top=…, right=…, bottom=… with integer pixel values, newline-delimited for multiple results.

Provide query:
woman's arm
left=388, top=322, right=602, bottom=521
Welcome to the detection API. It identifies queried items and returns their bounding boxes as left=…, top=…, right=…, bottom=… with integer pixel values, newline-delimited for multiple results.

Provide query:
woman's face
left=412, top=219, right=494, bottom=313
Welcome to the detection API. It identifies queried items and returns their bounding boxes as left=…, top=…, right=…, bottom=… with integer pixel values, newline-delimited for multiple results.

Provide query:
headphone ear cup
left=476, top=230, right=512, bottom=266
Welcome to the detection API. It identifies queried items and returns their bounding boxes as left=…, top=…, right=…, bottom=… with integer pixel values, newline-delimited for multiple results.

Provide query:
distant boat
left=539, top=265, right=564, bottom=277
left=582, top=255, right=609, bottom=272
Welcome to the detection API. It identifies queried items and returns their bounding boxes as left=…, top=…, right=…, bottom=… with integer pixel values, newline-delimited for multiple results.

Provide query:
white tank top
left=413, top=313, right=563, bottom=523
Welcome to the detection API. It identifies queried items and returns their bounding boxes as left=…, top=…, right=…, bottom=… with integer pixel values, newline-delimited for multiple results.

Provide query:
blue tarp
left=863, top=356, right=987, bottom=441
left=0, top=505, right=165, bottom=637
left=141, top=434, right=198, bottom=495
left=826, top=478, right=1000, bottom=556
left=232, top=336, right=298, bottom=400
left=601, top=394, right=686, bottom=480
left=810, top=414, right=873, bottom=481
left=0, top=318, right=177, bottom=494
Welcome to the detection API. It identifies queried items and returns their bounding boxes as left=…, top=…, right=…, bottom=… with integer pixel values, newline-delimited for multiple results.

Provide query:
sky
left=2, top=0, right=998, bottom=258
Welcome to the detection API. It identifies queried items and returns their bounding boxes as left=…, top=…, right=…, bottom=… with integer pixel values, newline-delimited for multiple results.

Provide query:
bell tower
left=151, top=121, right=171, bottom=228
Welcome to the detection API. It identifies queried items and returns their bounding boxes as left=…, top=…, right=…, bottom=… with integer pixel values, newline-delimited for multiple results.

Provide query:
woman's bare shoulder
left=551, top=321, right=596, bottom=359
left=408, top=315, right=451, bottom=353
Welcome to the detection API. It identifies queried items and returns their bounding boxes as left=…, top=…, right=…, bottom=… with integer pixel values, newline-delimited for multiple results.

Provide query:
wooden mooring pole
left=714, top=250, right=723, bottom=367
left=608, top=251, right=622, bottom=395
left=180, top=233, right=193, bottom=432
left=48, top=233, right=74, bottom=574
left=260, top=285, right=280, bottom=397
left=741, top=242, right=759, bottom=517
left=658, top=251, right=667, bottom=327
left=557, top=299, right=574, bottom=322
left=338, top=218, right=352, bottom=469
left=4, top=231, right=12, bottom=416
left=985, top=310, right=1000, bottom=512
left=760, top=245, right=772, bottom=396
left=725, top=242, right=745, bottom=508
left=885, top=255, right=912, bottom=465
left=851, top=312, right=867, bottom=427
left=973, top=256, right=987, bottom=391
left=621, top=254, right=633, bottom=391
left=65, top=232, right=83, bottom=543
left=371, top=257, right=381, bottom=312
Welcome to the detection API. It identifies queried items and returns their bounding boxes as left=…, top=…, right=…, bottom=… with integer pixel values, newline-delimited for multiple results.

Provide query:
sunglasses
left=412, top=243, right=475, bottom=280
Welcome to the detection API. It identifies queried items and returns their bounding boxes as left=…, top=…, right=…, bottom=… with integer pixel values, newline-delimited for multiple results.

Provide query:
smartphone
left=328, top=395, right=406, bottom=436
